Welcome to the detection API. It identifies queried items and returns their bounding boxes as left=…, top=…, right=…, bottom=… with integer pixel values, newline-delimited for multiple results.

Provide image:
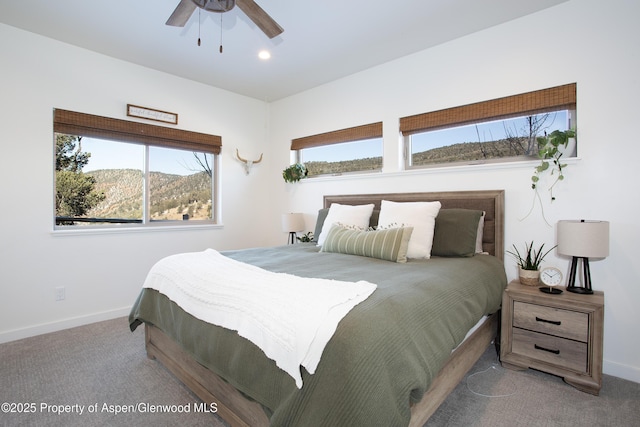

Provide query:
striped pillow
left=321, top=224, right=413, bottom=263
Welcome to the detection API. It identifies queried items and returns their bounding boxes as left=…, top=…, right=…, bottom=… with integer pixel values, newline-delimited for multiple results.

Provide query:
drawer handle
left=534, top=344, right=560, bottom=355
left=535, top=316, right=561, bottom=325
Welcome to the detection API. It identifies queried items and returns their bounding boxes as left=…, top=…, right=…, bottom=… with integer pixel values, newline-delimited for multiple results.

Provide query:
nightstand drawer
left=512, top=328, right=588, bottom=373
left=513, top=301, right=588, bottom=342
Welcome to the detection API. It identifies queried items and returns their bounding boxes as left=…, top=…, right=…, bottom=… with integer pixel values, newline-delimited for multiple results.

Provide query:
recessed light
left=258, top=50, right=271, bottom=60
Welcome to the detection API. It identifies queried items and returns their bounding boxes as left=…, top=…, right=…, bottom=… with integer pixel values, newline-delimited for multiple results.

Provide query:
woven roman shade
left=54, top=109, right=222, bottom=154
left=291, top=122, right=383, bottom=150
left=400, top=83, right=576, bottom=136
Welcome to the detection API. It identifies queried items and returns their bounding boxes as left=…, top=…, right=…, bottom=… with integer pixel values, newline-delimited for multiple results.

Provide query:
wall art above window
left=127, top=104, right=178, bottom=125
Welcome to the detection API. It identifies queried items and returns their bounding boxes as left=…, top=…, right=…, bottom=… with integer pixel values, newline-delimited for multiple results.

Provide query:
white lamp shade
left=557, top=220, right=609, bottom=258
left=282, top=213, right=304, bottom=232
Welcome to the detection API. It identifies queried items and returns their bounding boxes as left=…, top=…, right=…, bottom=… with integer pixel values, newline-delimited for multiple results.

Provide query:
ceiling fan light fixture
left=258, top=50, right=271, bottom=60
left=192, top=0, right=236, bottom=13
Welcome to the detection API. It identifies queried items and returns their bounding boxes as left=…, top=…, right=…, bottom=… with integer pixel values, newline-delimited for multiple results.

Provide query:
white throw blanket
left=142, top=249, right=377, bottom=388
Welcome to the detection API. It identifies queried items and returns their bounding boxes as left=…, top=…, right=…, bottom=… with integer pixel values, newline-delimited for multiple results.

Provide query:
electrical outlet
left=54, top=287, right=65, bottom=301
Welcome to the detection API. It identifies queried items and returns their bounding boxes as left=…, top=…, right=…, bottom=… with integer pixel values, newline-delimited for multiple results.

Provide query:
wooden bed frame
left=144, top=190, right=505, bottom=427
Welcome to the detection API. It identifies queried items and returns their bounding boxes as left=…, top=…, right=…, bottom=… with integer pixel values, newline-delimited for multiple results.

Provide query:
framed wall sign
left=127, top=104, right=178, bottom=125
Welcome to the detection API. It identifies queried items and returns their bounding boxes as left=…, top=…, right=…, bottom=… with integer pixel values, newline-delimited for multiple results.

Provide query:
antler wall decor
left=236, top=149, right=263, bottom=175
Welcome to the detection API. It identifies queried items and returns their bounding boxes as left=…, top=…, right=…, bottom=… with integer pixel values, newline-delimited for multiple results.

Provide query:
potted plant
left=296, top=231, right=314, bottom=243
left=282, top=163, right=308, bottom=183
left=507, top=241, right=556, bottom=286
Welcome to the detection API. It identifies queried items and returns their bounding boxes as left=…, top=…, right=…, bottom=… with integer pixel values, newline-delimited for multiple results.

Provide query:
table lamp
left=282, top=213, right=304, bottom=244
left=557, top=220, right=609, bottom=294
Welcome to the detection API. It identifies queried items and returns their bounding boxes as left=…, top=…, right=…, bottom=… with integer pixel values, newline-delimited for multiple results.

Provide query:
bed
left=129, top=190, right=506, bottom=427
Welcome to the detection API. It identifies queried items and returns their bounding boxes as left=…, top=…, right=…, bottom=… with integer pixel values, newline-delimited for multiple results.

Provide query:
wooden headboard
left=323, top=190, right=504, bottom=261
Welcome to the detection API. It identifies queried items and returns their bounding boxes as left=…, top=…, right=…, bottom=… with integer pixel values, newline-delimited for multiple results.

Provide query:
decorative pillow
left=316, top=203, right=375, bottom=246
left=377, top=200, right=441, bottom=259
left=369, top=209, right=380, bottom=228
left=314, top=208, right=380, bottom=243
left=313, top=208, right=330, bottom=243
left=431, top=209, right=484, bottom=257
left=321, top=224, right=414, bottom=263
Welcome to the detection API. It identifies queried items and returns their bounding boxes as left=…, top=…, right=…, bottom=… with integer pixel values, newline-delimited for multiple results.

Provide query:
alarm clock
left=539, top=266, right=563, bottom=294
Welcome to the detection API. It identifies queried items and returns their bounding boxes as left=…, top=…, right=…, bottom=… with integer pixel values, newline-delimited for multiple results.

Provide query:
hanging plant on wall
left=523, top=128, right=576, bottom=225
left=282, top=163, right=308, bottom=183
left=531, top=129, right=576, bottom=200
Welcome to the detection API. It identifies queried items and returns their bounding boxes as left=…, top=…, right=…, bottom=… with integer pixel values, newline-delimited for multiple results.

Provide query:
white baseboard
left=603, top=359, right=640, bottom=384
left=0, top=307, right=131, bottom=344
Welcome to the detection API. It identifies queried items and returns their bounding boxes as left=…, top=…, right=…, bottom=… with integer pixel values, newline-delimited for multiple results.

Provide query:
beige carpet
left=1, top=317, right=639, bottom=426
left=425, top=343, right=640, bottom=426
left=0, top=317, right=227, bottom=427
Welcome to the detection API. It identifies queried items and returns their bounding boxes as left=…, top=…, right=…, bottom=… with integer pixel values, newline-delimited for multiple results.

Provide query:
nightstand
left=500, top=280, right=604, bottom=395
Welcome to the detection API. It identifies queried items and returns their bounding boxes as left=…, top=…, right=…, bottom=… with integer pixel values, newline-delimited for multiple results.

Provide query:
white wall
left=1, top=0, right=638, bottom=384
left=269, top=0, right=640, bottom=382
left=0, top=23, right=274, bottom=342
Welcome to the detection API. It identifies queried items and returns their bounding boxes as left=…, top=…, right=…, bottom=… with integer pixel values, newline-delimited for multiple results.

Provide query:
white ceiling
left=0, top=0, right=567, bottom=101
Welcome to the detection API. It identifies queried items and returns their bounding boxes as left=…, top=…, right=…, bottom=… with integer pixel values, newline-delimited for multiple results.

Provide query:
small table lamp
left=557, top=220, right=609, bottom=294
left=282, top=213, right=304, bottom=244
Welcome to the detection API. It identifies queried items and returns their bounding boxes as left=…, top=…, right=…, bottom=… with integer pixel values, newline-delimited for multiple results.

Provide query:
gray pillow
left=313, top=208, right=330, bottom=243
left=431, top=209, right=483, bottom=257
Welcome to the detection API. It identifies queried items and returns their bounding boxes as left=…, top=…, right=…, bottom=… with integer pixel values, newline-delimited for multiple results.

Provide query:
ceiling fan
left=166, top=0, right=284, bottom=39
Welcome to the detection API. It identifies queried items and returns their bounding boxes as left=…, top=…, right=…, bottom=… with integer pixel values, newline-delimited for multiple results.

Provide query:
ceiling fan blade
left=236, top=0, right=284, bottom=39
left=166, top=0, right=198, bottom=27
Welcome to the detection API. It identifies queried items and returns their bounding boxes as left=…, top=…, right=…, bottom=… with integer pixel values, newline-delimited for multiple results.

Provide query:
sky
left=80, top=138, right=209, bottom=176
left=301, top=139, right=382, bottom=162
left=411, top=111, right=569, bottom=152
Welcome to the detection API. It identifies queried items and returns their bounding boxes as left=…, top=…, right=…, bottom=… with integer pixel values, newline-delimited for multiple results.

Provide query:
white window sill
left=297, top=157, right=581, bottom=182
left=51, top=222, right=223, bottom=237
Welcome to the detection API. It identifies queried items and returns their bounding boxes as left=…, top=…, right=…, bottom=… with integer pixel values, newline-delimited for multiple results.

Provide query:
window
left=291, top=122, right=383, bottom=177
left=401, top=84, right=577, bottom=169
left=53, top=109, right=220, bottom=228
left=148, top=146, right=213, bottom=221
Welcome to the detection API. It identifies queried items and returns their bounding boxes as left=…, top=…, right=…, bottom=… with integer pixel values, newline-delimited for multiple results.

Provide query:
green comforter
left=129, top=244, right=506, bottom=426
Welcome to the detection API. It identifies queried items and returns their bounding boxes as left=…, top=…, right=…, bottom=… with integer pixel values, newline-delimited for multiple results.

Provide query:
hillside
left=411, top=138, right=528, bottom=165
left=86, top=169, right=212, bottom=221
left=304, top=137, right=529, bottom=175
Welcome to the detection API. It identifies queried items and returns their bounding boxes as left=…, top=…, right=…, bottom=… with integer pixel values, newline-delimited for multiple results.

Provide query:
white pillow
left=377, top=200, right=442, bottom=259
left=476, top=212, right=485, bottom=253
left=317, top=203, right=375, bottom=246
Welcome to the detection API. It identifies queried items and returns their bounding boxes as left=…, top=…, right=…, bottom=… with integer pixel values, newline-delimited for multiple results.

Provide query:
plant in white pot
left=507, top=241, right=557, bottom=286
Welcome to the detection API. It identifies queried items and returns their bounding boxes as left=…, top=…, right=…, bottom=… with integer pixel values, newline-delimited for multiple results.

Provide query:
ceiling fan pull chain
left=197, top=8, right=202, bottom=46
left=219, top=14, right=224, bottom=53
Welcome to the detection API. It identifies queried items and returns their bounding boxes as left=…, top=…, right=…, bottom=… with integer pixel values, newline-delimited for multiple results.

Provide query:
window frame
left=53, top=109, right=221, bottom=230
left=291, top=122, right=383, bottom=177
left=400, top=83, right=577, bottom=170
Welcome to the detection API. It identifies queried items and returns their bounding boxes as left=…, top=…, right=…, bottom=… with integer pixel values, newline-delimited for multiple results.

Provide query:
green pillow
left=321, top=224, right=413, bottom=263
left=431, top=209, right=483, bottom=257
